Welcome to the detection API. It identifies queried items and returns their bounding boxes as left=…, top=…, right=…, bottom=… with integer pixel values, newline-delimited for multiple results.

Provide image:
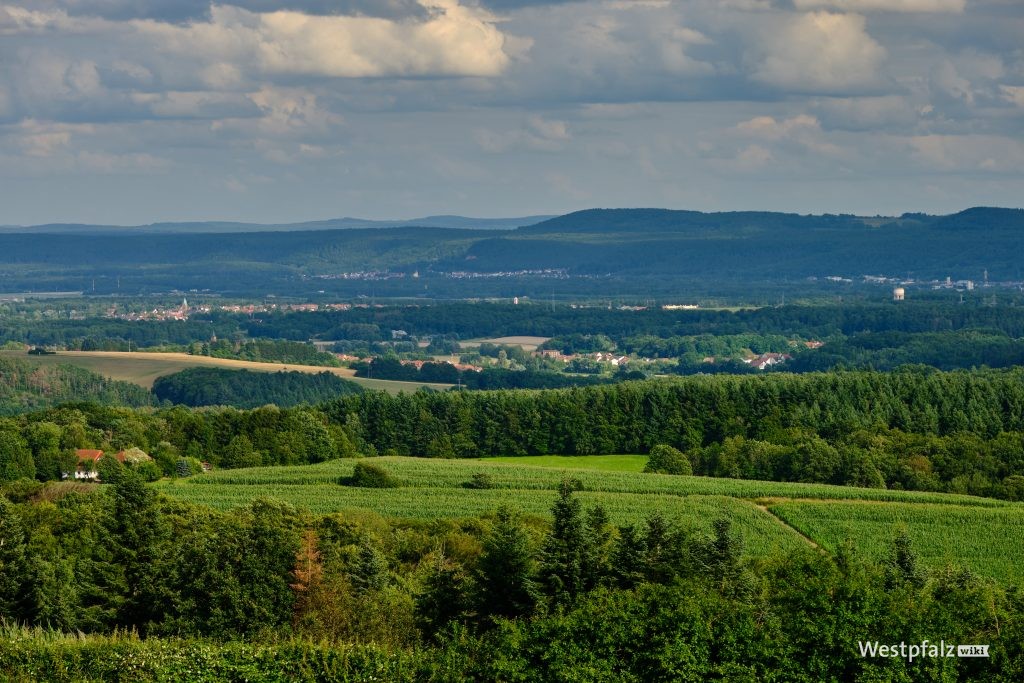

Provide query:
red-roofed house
left=73, top=449, right=129, bottom=480
left=74, top=449, right=104, bottom=480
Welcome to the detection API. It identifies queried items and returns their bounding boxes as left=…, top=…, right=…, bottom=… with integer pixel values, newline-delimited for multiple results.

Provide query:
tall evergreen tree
left=477, top=506, right=538, bottom=621
left=542, top=478, right=587, bottom=604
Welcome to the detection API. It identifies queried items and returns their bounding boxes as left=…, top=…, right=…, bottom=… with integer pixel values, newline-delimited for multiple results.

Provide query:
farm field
left=770, top=501, right=1024, bottom=585
left=1, top=350, right=453, bottom=395
left=155, top=456, right=1024, bottom=582
left=483, top=454, right=648, bottom=472
left=460, top=335, right=550, bottom=350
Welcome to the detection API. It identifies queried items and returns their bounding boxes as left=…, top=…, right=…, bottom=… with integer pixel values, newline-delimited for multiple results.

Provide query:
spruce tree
left=476, top=506, right=538, bottom=621
left=542, top=478, right=587, bottom=604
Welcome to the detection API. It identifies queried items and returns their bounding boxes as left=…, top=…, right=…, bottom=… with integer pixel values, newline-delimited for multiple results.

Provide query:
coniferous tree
left=476, top=506, right=538, bottom=621
left=542, top=478, right=587, bottom=604
left=885, top=529, right=927, bottom=590
left=351, top=537, right=388, bottom=594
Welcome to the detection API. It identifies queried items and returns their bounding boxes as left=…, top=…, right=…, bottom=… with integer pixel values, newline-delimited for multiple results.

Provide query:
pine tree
left=105, top=472, right=168, bottom=631
left=416, top=550, right=473, bottom=640
left=476, top=506, right=538, bottom=621
left=542, top=478, right=589, bottom=604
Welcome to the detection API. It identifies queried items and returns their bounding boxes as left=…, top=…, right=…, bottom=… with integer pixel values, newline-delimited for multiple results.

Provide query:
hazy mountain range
left=0, top=206, right=1021, bottom=298
left=0, top=215, right=556, bottom=234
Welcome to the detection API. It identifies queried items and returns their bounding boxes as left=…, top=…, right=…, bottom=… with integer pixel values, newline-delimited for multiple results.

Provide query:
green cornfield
left=154, top=456, right=1024, bottom=579
left=769, top=501, right=1024, bottom=584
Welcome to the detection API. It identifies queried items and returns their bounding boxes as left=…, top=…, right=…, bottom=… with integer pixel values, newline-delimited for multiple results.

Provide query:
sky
left=0, top=0, right=1022, bottom=225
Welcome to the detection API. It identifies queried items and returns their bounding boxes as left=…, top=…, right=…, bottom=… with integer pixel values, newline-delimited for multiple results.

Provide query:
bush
left=464, top=473, right=495, bottom=489
left=175, top=457, right=204, bottom=478
left=644, top=444, right=692, bottom=476
left=342, top=462, right=399, bottom=488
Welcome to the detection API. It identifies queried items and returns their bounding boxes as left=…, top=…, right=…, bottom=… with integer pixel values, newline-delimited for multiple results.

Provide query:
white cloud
left=137, top=1, right=510, bottom=79
left=0, top=2, right=511, bottom=80
left=793, top=0, right=965, bottom=12
left=735, top=113, right=845, bottom=157
left=736, top=113, right=819, bottom=139
left=751, top=11, right=886, bottom=92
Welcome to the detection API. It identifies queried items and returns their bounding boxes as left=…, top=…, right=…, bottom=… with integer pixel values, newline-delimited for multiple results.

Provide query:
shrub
left=464, top=473, right=495, bottom=489
left=342, top=462, right=399, bottom=488
left=644, top=444, right=692, bottom=476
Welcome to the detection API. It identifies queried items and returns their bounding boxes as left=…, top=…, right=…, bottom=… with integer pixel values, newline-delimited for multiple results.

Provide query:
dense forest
left=4, top=370, right=1024, bottom=498
left=352, top=358, right=624, bottom=389
left=152, top=368, right=363, bottom=409
left=0, top=476, right=1020, bottom=680
left=0, top=357, right=152, bottom=414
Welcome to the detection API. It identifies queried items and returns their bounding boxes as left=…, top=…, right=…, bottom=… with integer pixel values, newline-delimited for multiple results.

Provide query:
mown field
left=155, top=456, right=1024, bottom=583
left=2, top=350, right=452, bottom=395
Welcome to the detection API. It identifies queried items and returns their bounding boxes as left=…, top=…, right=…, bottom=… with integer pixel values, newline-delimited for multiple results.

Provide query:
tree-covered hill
left=0, top=207, right=1022, bottom=296
left=152, top=367, right=363, bottom=409
left=0, top=356, right=153, bottom=413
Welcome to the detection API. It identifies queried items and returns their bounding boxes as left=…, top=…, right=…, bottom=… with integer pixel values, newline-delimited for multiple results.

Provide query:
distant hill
left=0, top=215, right=555, bottom=234
left=0, top=207, right=1020, bottom=296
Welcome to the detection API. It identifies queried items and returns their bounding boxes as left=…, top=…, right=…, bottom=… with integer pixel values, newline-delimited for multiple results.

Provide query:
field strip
left=754, top=503, right=820, bottom=549
left=4, top=350, right=453, bottom=394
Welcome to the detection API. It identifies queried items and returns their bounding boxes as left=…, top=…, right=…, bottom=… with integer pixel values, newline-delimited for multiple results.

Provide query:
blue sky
left=0, top=0, right=1021, bottom=224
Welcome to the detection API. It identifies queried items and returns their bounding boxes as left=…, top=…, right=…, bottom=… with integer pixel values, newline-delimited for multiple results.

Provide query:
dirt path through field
left=754, top=503, right=821, bottom=549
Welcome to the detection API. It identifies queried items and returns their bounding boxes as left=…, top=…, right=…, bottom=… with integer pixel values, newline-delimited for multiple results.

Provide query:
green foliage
left=96, top=455, right=125, bottom=484
left=463, top=473, right=494, bottom=489
left=644, top=444, right=692, bottom=475
left=0, top=429, right=34, bottom=481
left=342, top=462, right=399, bottom=489
left=0, top=498, right=29, bottom=621
left=351, top=538, right=388, bottom=595
left=476, top=507, right=539, bottom=621
left=884, top=529, right=927, bottom=590
left=153, top=367, right=362, bottom=409
left=0, top=356, right=152, bottom=414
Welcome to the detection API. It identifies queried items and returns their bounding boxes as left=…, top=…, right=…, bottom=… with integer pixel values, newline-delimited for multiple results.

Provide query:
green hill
left=0, top=355, right=153, bottom=413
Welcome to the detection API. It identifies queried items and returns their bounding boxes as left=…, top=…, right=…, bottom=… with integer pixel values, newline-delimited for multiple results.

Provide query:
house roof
left=75, top=449, right=104, bottom=462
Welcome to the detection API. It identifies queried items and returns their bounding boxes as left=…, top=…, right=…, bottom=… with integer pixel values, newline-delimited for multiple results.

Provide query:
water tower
left=893, top=287, right=905, bottom=301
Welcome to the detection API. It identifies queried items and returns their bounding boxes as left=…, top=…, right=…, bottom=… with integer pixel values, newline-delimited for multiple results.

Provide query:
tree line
left=152, top=368, right=362, bottom=409
left=4, top=369, right=1024, bottom=498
